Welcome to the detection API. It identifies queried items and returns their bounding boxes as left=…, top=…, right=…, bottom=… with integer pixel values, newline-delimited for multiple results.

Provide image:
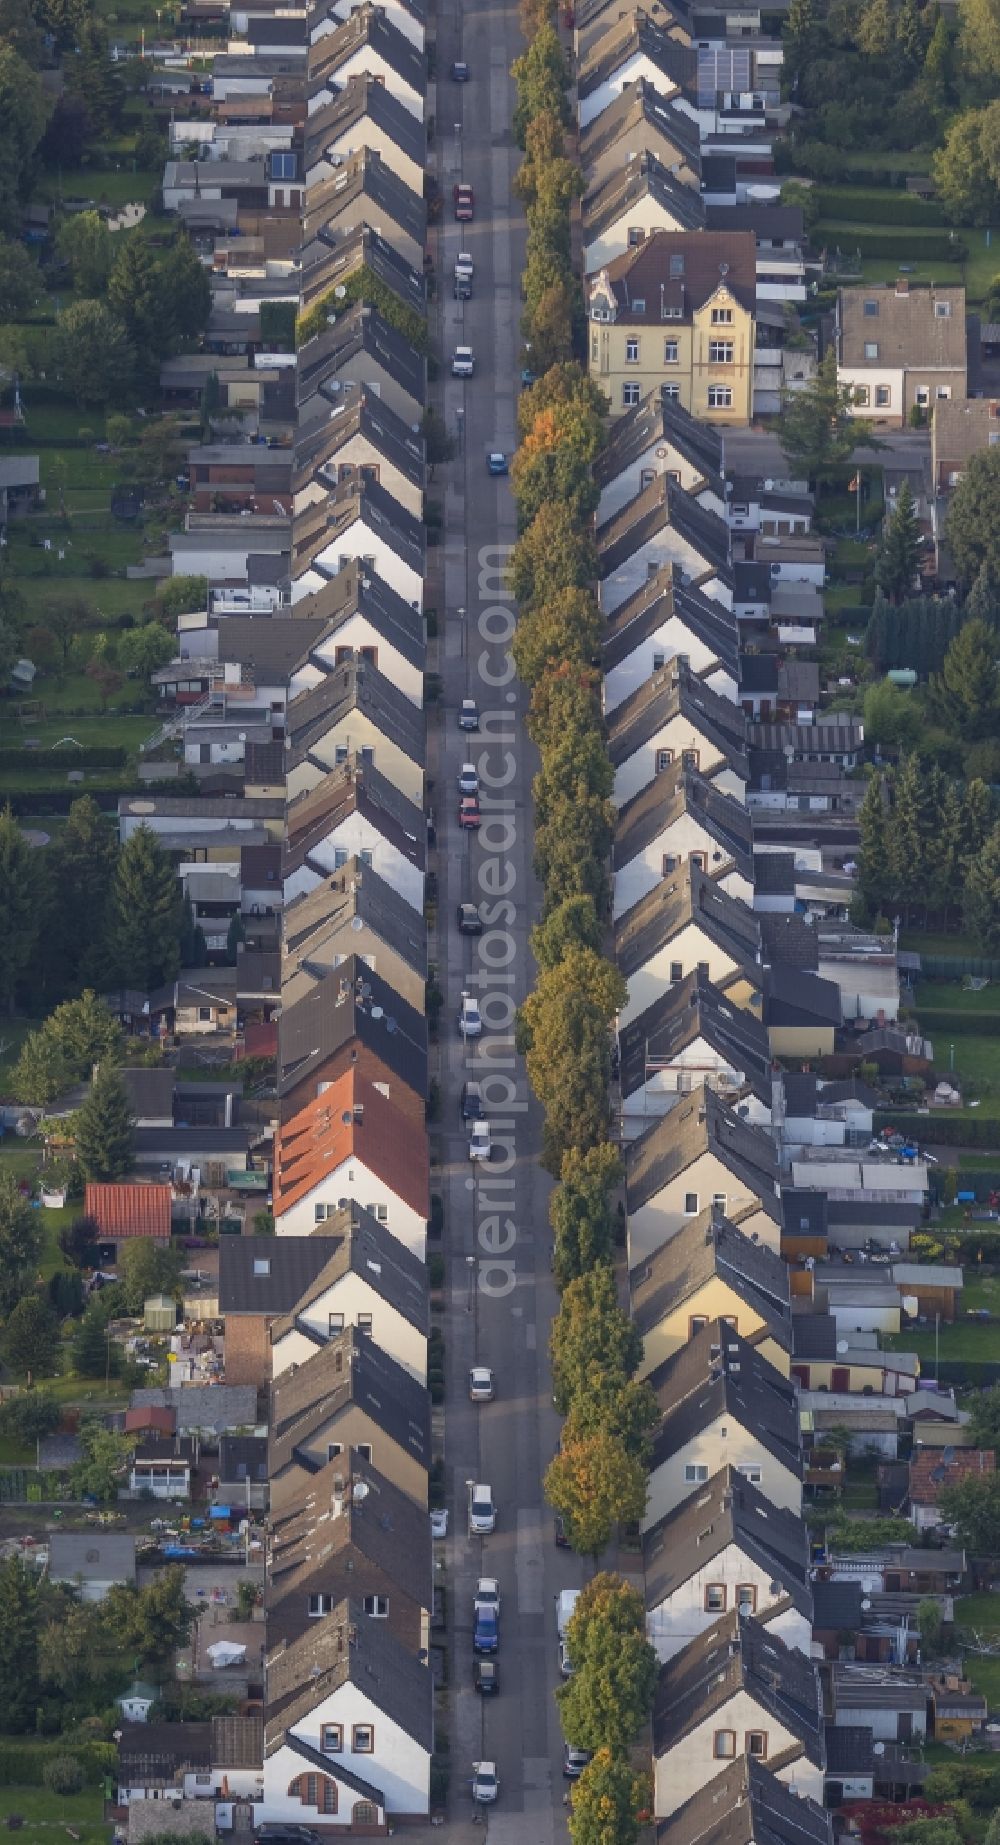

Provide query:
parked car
left=475, top=1577, right=500, bottom=1615
left=459, top=795, right=481, bottom=829
left=430, top=1508, right=448, bottom=1538
left=468, top=1483, right=495, bottom=1534
left=472, top=1762, right=498, bottom=1804
left=256, top=1829, right=323, bottom=1845
left=454, top=183, right=474, bottom=220
left=457, top=902, right=483, bottom=934
left=450, top=58, right=470, bottom=77
left=461, top=1080, right=483, bottom=1121
left=487, top=451, right=508, bottom=475
left=458, top=763, right=479, bottom=795
left=455, top=252, right=474, bottom=280
left=469, top=1364, right=495, bottom=1400
left=473, top=1606, right=498, bottom=1654
left=563, top=1748, right=591, bottom=1780
left=559, top=1640, right=575, bottom=1678
left=475, top=1658, right=499, bottom=1695
left=452, top=345, right=475, bottom=377
left=469, top=1118, right=491, bottom=1161
left=554, top=1513, right=569, bottom=1548
left=459, top=992, right=482, bottom=1038
left=454, top=275, right=472, bottom=300
left=459, top=696, right=480, bottom=729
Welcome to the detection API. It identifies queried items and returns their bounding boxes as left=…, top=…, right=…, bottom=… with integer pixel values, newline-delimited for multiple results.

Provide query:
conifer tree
left=875, top=480, right=921, bottom=602
left=105, top=824, right=184, bottom=990
left=74, top=1065, right=136, bottom=1181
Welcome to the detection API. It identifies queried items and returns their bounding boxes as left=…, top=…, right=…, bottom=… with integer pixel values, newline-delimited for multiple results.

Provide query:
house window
left=327, top=1442, right=343, bottom=1461
left=737, top=1463, right=762, bottom=1483
left=354, top=1802, right=379, bottom=1826
left=936, top=386, right=951, bottom=399
left=663, top=382, right=682, bottom=400
left=652, top=653, right=665, bottom=671
left=333, top=847, right=349, bottom=869
left=684, top=1192, right=699, bottom=1214
left=853, top=385, right=870, bottom=406
left=708, top=341, right=734, bottom=364
left=708, top=387, right=732, bottom=408
left=355, top=1442, right=373, bottom=1462
left=685, top=1464, right=709, bottom=1483
left=198, top=1006, right=212, bottom=1023
left=328, top=1312, right=345, bottom=1333
left=711, top=307, right=733, bottom=325
left=628, top=227, right=645, bottom=246
left=705, top=1584, right=727, bottom=1613
left=363, top=1594, right=389, bottom=1617
left=863, top=299, right=879, bottom=317
left=309, top=1594, right=334, bottom=1617
left=360, top=849, right=373, bottom=867
left=746, top=1731, right=768, bottom=1758
left=876, top=385, right=891, bottom=407
left=352, top=1725, right=375, bottom=1753
left=657, top=748, right=673, bottom=772
left=864, top=341, right=879, bottom=360
left=321, top=1724, right=343, bottom=1753
left=712, top=1192, right=727, bottom=1212
left=935, top=300, right=952, bottom=317
left=356, top=1312, right=373, bottom=1332
left=737, top=1585, right=757, bottom=1613
left=662, top=854, right=678, bottom=875
left=253, top=1258, right=270, bottom=1277
left=714, top=1731, right=737, bottom=1758
left=682, top=747, right=699, bottom=769
left=314, top=1205, right=328, bottom=1225
left=690, top=1315, right=708, bottom=1336
left=622, top=383, right=641, bottom=407
left=591, top=334, right=599, bottom=362
left=670, top=960, right=683, bottom=981
left=335, top=744, right=349, bottom=764
left=626, top=338, right=640, bottom=364
left=669, top=254, right=685, bottom=277
left=664, top=339, right=679, bottom=364
left=289, top=1775, right=337, bottom=1813
left=916, top=387, right=929, bottom=405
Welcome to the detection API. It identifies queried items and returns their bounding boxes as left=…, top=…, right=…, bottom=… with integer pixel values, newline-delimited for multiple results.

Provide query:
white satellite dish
left=836, top=1340, right=848, bottom=1354
left=334, top=284, right=347, bottom=298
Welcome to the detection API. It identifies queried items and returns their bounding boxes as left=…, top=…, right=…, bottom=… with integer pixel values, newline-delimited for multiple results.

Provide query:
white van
left=556, top=1589, right=580, bottom=1638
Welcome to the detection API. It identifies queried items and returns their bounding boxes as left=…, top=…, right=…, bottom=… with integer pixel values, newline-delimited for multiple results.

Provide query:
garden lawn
left=964, top=1654, right=1000, bottom=1710
left=885, top=1320, right=1000, bottom=1360
left=956, top=1591, right=1000, bottom=1634
left=4, top=714, right=154, bottom=752
left=33, top=167, right=163, bottom=208
left=915, top=980, right=1000, bottom=1019
left=0, top=1784, right=108, bottom=1845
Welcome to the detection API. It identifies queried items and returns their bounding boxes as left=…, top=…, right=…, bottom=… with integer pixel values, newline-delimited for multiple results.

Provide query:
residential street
left=433, top=3, right=585, bottom=1839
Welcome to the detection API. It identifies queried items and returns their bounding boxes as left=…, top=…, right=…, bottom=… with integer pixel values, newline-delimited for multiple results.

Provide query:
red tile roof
left=274, top=1067, right=429, bottom=1220
left=125, top=1405, right=176, bottom=1435
left=909, top=1448, right=995, bottom=1505
left=85, top=1183, right=172, bottom=1240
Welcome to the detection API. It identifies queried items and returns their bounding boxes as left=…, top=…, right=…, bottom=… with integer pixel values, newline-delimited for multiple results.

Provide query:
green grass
left=901, top=930, right=984, bottom=957
left=964, top=1654, right=1000, bottom=1709
left=916, top=979, right=1000, bottom=1017
left=885, top=1321, right=999, bottom=1360
left=834, top=148, right=934, bottom=173
left=956, top=1592, right=1000, bottom=1633
left=5, top=714, right=154, bottom=751
left=0, top=1784, right=109, bottom=1844
left=33, top=167, right=162, bottom=208
left=959, top=1276, right=1000, bottom=1312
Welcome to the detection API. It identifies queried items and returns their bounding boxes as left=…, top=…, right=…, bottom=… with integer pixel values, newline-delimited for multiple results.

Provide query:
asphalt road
left=432, top=6, right=586, bottom=1842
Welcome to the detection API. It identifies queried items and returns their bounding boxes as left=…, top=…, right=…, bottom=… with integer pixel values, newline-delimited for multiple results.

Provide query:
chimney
left=896, top=276, right=909, bottom=296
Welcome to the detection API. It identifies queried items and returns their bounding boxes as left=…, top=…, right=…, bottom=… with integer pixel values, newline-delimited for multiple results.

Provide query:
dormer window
left=669, top=254, right=685, bottom=277
left=935, top=300, right=952, bottom=317
left=863, top=299, right=879, bottom=317
left=631, top=298, right=646, bottom=313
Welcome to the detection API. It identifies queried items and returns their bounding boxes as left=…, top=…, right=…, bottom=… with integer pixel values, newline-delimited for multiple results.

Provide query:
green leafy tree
left=105, top=823, right=184, bottom=989
left=551, top=1266, right=642, bottom=1413
left=534, top=791, right=614, bottom=915
left=4, top=1293, right=61, bottom=1378
left=512, top=500, right=597, bottom=609
left=157, top=238, right=212, bottom=343
left=875, top=480, right=921, bottom=601
left=522, top=276, right=578, bottom=372
left=783, top=0, right=820, bottom=83
left=0, top=235, right=39, bottom=321
left=510, top=442, right=597, bottom=532
left=512, top=21, right=570, bottom=144
left=558, top=1577, right=658, bottom=1748
left=103, top=1564, right=193, bottom=1666
left=71, top=1301, right=115, bottom=1378
left=107, top=237, right=168, bottom=378
left=0, top=1170, right=43, bottom=1315
left=117, top=1237, right=183, bottom=1314
left=550, top=1142, right=622, bottom=1288
left=569, top=1749, right=650, bottom=1845
left=932, top=618, right=1000, bottom=739
left=945, top=446, right=1000, bottom=584
left=544, top=1430, right=647, bottom=1561
left=779, top=349, right=870, bottom=481
left=958, top=0, right=1000, bottom=87
left=513, top=585, right=601, bottom=690
left=0, top=1389, right=60, bottom=1445
left=0, top=0, right=43, bottom=65
left=59, top=1213, right=100, bottom=1270
left=862, top=677, right=922, bottom=751
left=922, top=12, right=955, bottom=113
left=117, top=622, right=175, bottom=677
left=932, top=107, right=999, bottom=224
left=55, top=210, right=113, bottom=298
left=916, top=1597, right=944, bottom=1656
left=885, top=752, right=945, bottom=921
left=964, top=820, right=1000, bottom=952
left=0, top=803, right=47, bottom=1013
left=52, top=300, right=134, bottom=409
left=157, top=575, right=208, bottom=619
left=0, top=1557, right=41, bottom=1730
left=938, top=1472, right=1000, bottom=1551
left=13, top=990, right=122, bottom=1104
left=517, top=361, right=607, bottom=441
left=530, top=895, right=603, bottom=970
left=33, top=0, right=91, bottom=52
left=0, top=46, right=48, bottom=233
left=74, top=1064, right=135, bottom=1181
left=71, top=1420, right=134, bottom=1500
left=518, top=950, right=625, bottom=1171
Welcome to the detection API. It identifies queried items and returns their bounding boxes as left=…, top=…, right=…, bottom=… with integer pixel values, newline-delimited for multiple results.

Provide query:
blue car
left=487, top=451, right=508, bottom=476
left=473, top=1607, right=499, bottom=1654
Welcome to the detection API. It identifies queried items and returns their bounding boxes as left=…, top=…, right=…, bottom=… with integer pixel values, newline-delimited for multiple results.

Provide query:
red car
left=454, top=183, right=474, bottom=221
left=459, top=795, right=481, bottom=829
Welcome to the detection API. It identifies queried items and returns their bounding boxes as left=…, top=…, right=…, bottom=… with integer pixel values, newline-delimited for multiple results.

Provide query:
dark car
left=475, top=1658, right=500, bottom=1694
left=554, top=1513, right=569, bottom=1548
left=461, top=1080, right=483, bottom=1122
left=450, top=58, right=470, bottom=78
left=474, top=1607, right=499, bottom=1654
left=255, top=1830, right=323, bottom=1845
left=457, top=902, right=483, bottom=934
left=454, top=275, right=472, bottom=300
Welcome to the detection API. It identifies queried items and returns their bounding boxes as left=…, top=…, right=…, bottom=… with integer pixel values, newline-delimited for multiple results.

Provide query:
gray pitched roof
left=206, top=616, right=329, bottom=682
left=629, top=1209, right=791, bottom=1343
left=268, top=1453, right=431, bottom=1630
left=620, top=971, right=769, bottom=1107
left=584, top=151, right=705, bottom=246
left=643, top=1467, right=810, bottom=1616
left=655, top=1759, right=832, bottom=1845
left=282, top=856, right=428, bottom=978
left=653, top=1612, right=823, bottom=1764
left=284, top=655, right=425, bottom=771
left=277, top=954, right=427, bottom=1099
left=811, top=1580, right=864, bottom=1632
left=219, top=1433, right=268, bottom=1483
left=299, top=222, right=426, bottom=321
left=596, top=393, right=724, bottom=496
left=613, top=761, right=753, bottom=880
left=293, top=475, right=425, bottom=580
left=265, top=1597, right=433, bottom=1753
left=580, top=78, right=702, bottom=177
left=284, top=757, right=425, bottom=877
left=297, top=305, right=425, bottom=414
left=269, top=1328, right=430, bottom=1475
left=627, top=1088, right=780, bottom=1219
left=647, top=1322, right=801, bottom=1478
left=307, top=4, right=426, bottom=99
left=304, top=73, right=426, bottom=173
left=598, top=476, right=732, bottom=583
left=130, top=1385, right=260, bottom=1431
left=294, top=386, right=426, bottom=496
left=603, top=566, right=740, bottom=680
left=221, top=1208, right=426, bottom=1332
left=301, top=149, right=426, bottom=255
left=607, top=659, right=747, bottom=773
left=288, top=558, right=426, bottom=671
left=763, top=966, right=842, bottom=1030
left=614, top=860, right=759, bottom=981
left=578, top=9, right=697, bottom=99
left=221, top=1234, right=347, bottom=1314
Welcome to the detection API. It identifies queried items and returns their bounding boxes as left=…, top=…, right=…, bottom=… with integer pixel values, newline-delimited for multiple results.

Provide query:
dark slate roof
left=270, top=1327, right=430, bottom=1473
left=706, top=203, right=805, bottom=245
left=268, top=1452, right=430, bottom=1631
left=613, top=761, right=753, bottom=881
left=647, top=1322, right=801, bottom=1479
left=221, top=1235, right=343, bottom=1314
left=578, top=10, right=697, bottom=100
left=297, top=305, right=425, bottom=415
left=208, top=616, right=328, bottom=682
left=655, top=1760, right=832, bottom=1845
left=220, top=1433, right=269, bottom=1483
left=782, top=1190, right=828, bottom=1243
left=294, top=385, right=426, bottom=497
left=643, top=1466, right=810, bottom=1615
left=264, top=1596, right=433, bottom=1753
left=620, top=970, right=770, bottom=1107
left=599, top=475, right=732, bottom=582
left=596, top=394, right=724, bottom=496
left=289, top=557, right=426, bottom=672
left=791, top=1313, right=838, bottom=1361
left=753, top=855, right=797, bottom=899
left=608, top=658, right=746, bottom=774
left=811, top=1579, right=864, bottom=1632
left=306, top=5, right=426, bottom=101
left=277, top=954, right=426, bottom=1099
left=284, top=655, right=425, bottom=770
left=764, top=966, right=842, bottom=1030
left=584, top=150, right=705, bottom=246
left=734, top=560, right=772, bottom=606
left=269, top=1210, right=428, bottom=1338
left=615, top=860, right=759, bottom=981
left=653, top=1611, right=823, bottom=1763
left=301, top=150, right=425, bottom=258
left=580, top=77, right=702, bottom=176
left=603, top=566, right=739, bottom=681
left=304, top=73, right=426, bottom=173
left=823, top=1725, right=873, bottom=1774
left=284, top=757, right=425, bottom=877
left=300, top=221, right=426, bottom=323
left=120, top=1066, right=175, bottom=1119
left=118, top=1722, right=213, bottom=1780
left=629, top=1208, right=791, bottom=1343
left=282, top=855, right=427, bottom=977
left=293, top=475, right=425, bottom=581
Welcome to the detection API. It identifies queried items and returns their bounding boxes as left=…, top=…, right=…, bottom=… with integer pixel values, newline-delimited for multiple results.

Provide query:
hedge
left=815, top=188, right=949, bottom=227
left=0, top=1741, right=117, bottom=1786
left=875, top=1111, right=1000, bottom=1149
left=816, top=227, right=968, bottom=262
left=930, top=1359, right=1000, bottom=1388
left=0, top=746, right=127, bottom=770
left=908, top=1007, right=1000, bottom=1032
